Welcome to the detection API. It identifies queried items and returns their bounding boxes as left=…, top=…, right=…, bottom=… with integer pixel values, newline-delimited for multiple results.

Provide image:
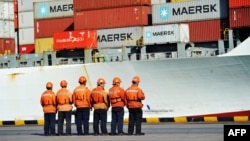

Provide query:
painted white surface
left=18, top=11, right=34, bottom=29
left=18, top=28, right=35, bottom=45
left=1, top=54, right=250, bottom=121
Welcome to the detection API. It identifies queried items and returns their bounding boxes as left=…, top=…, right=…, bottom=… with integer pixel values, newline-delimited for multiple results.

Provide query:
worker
left=40, top=82, right=57, bottom=136
left=108, top=77, right=126, bottom=135
left=90, top=78, right=110, bottom=136
left=125, top=76, right=145, bottom=135
left=73, top=76, right=92, bottom=136
left=56, top=80, right=73, bottom=136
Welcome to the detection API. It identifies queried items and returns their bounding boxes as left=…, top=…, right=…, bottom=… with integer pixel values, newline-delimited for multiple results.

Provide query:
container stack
left=0, top=0, right=15, bottom=55
left=152, top=0, right=229, bottom=43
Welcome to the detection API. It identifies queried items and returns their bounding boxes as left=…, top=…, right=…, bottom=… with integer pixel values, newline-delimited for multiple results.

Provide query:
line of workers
left=40, top=76, right=145, bottom=136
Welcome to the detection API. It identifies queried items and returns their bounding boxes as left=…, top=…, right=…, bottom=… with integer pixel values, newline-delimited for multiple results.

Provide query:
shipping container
left=73, top=0, right=151, bottom=11
left=170, top=0, right=193, bottom=2
left=14, top=0, right=17, bottom=12
left=74, top=6, right=151, bottom=30
left=228, top=0, right=250, bottom=8
left=14, top=13, right=18, bottom=29
left=18, top=28, right=35, bottom=45
left=18, top=0, right=52, bottom=12
left=53, top=30, right=97, bottom=50
left=0, top=1, right=14, bottom=20
left=229, top=7, right=250, bottom=28
left=18, top=11, right=34, bottom=28
left=34, top=0, right=73, bottom=19
left=0, top=20, right=15, bottom=38
left=184, top=19, right=226, bottom=43
left=151, top=0, right=167, bottom=5
left=35, top=37, right=54, bottom=53
left=34, top=17, right=74, bottom=38
left=18, top=44, right=35, bottom=54
left=152, top=0, right=228, bottom=24
left=0, top=38, right=15, bottom=54
left=97, top=26, right=143, bottom=48
left=143, top=24, right=189, bottom=45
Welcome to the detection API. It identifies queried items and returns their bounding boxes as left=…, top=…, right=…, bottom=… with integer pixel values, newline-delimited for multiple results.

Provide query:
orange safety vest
left=73, top=85, right=91, bottom=108
left=91, top=86, right=109, bottom=110
left=41, top=93, right=54, bottom=106
left=126, top=85, right=144, bottom=108
left=109, top=86, right=125, bottom=107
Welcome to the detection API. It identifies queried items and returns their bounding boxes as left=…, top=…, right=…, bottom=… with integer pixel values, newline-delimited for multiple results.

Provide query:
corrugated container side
left=170, top=0, right=193, bottom=2
left=34, top=0, right=74, bottom=19
left=228, top=0, right=250, bottom=8
left=53, top=30, right=97, bottom=50
left=74, top=6, right=151, bottom=30
left=18, top=11, right=34, bottom=28
left=34, top=17, right=74, bottom=38
left=73, top=0, right=151, bottom=11
left=0, top=38, right=15, bottom=54
left=14, top=0, right=18, bottom=12
left=152, top=0, right=228, bottom=24
left=14, top=13, right=18, bottom=29
left=18, top=28, right=35, bottom=45
left=97, top=26, right=143, bottom=48
left=0, top=20, right=15, bottom=38
left=18, top=44, right=35, bottom=54
left=229, top=8, right=250, bottom=28
left=0, top=2, right=14, bottom=20
left=35, top=37, right=54, bottom=53
left=18, top=0, right=52, bottom=12
left=184, top=19, right=225, bottom=43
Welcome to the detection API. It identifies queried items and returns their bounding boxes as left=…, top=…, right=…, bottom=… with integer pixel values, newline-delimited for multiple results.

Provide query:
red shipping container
left=14, top=0, right=18, bottom=12
left=0, top=39, right=15, bottom=54
left=184, top=20, right=226, bottom=43
left=34, top=17, right=74, bottom=38
left=18, top=44, right=35, bottom=54
left=14, top=13, right=18, bottom=29
left=73, top=0, right=151, bottom=11
left=228, top=0, right=250, bottom=8
left=54, top=30, right=97, bottom=50
left=229, top=8, right=250, bottom=28
left=74, top=6, right=150, bottom=30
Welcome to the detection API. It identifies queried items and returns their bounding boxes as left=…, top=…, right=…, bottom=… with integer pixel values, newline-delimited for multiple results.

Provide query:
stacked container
left=228, top=0, right=250, bottom=28
left=33, top=0, right=74, bottom=53
left=0, top=1, right=15, bottom=55
left=18, top=0, right=53, bottom=54
left=152, top=0, right=228, bottom=43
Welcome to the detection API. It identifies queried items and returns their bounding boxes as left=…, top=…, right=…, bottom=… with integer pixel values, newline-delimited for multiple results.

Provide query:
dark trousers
left=44, top=113, right=56, bottom=135
left=93, top=109, right=108, bottom=134
left=128, top=108, right=143, bottom=134
left=57, top=111, right=72, bottom=135
left=111, top=107, right=124, bottom=134
left=76, top=107, right=90, bottom=134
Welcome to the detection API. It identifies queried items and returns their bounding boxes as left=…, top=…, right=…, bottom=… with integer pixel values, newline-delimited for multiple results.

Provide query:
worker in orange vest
left=56, top=80, right=73, bottom=136
left=90, top=78, right=110, bottom=136
left=125, top=76, right=145, bottom=135
left=108, top=77, right=126, bottom=135
left=40, top=82, right=57, bottom=136
left=73, top=76, right=92, bottom=136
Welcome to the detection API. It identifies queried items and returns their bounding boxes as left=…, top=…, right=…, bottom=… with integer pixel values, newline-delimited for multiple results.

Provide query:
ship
left=1, top=0, right=250, bottom=123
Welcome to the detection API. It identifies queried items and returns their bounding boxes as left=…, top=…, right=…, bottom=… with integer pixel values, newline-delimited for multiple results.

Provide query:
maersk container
left=0, top=20, right=15, bottom=38
left=18, top=11, right=34, bottom=29
left=18, top=28, right=35, bottom=45
left=18, top=0, right=52, bottom=12
left=73, top=0, right=151, bottom=11
left=229, top=7, right=250, bottom=28
left=228, top=0, right=250, bottom=8
left=184, top=19, right=226, bottom=43
left=152, top=0, right=228, bottom=24
left=34, top=17, right=74, bottom=38
left=74, top=6, right=151, bottom=30
left=143, top=24, right=189, bottom=45
left=97, top=26, right=143, bottom=48
left=0, top=2, right=14, bottom=20
left=34, top=0, right=74, bottom=19
left=151, top=0, right=166, bottom=5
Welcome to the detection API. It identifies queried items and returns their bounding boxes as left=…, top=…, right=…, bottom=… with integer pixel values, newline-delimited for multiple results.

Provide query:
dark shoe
left=101, top=133, right=108, bottom=136
left=50, top=134, right=56, bottom=136
left=135, top=132, right=145, bottom=136
left=109, top=133, right=116, bottom=136
left=94, top=133, right=99, bottom=136
left=77, top=133, right=84, bottom=136
left=65, top=134, right=71, bottom=136
left=44, top=134, right=49, bottom=136
left=128, top=133, right=133, bottom=136
left=83, top=133, right=89, bottom=136
left=57, top=133, right=63, bottom=136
